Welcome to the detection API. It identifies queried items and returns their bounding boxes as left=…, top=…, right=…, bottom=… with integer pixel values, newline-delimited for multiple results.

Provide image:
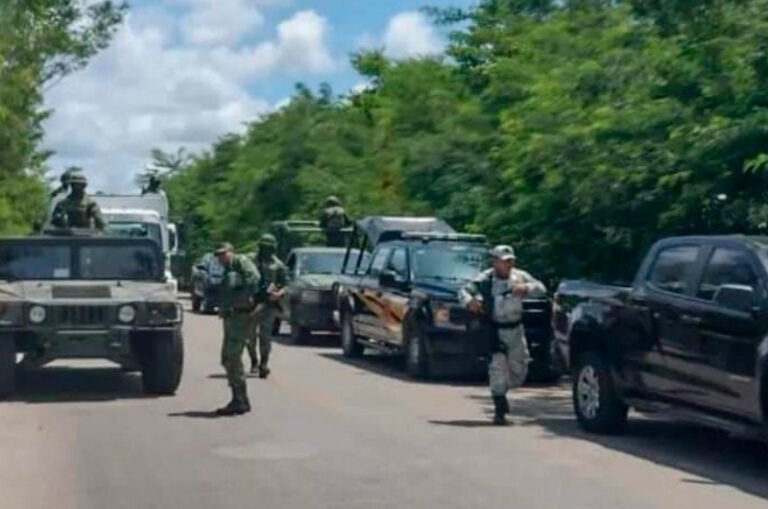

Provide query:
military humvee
left=0, top=229, right=184, bottom=398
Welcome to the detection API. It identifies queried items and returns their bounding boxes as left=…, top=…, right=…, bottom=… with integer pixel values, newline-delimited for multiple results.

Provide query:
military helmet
left=325, top=195, right=341, bottom=207
left=258, top=233, right=277, bottom=247
left=68, top=170, right=88, bottom=186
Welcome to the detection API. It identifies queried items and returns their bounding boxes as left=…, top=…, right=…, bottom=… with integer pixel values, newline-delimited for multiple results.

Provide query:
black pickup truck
left=554, top=235, right=768, bottom=438
left=336, top=216, right=558, bottom=380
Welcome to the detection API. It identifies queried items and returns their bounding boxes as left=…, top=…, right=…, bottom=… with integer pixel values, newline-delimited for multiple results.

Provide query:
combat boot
left=216, top=388, right=240, bottom=417
left=492, top=396, right=508, bottom=426
left=258, top=365, right=271, bottom=379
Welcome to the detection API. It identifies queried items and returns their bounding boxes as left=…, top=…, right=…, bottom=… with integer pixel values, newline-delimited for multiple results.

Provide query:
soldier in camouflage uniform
left=319, top=196, right=350, bottom=247
left=216, top=242, right=260, bottom=416
left=50, top=170, right=105, bottom=230
left=458, top=245, right=546, bottom=425
left=246, top=234, right=287, bottom=379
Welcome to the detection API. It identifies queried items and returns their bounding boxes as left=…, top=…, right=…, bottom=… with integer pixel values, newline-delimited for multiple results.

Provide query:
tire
left=573, top=351, right=628, bottom=434
left=141, top=331, right=184, bottom=395
left=405, top=322, right=431, bottom=379
left=290, top=324, right=311, bottom=345
left=0, top=337, right=16, bottom=399
left=191, top=295, right=201, bottom=313
left=340, top=311, right=363, bottom=358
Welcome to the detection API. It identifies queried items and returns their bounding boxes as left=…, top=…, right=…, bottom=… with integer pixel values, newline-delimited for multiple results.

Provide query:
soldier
left=50, top=170, right=105, bottom=230
left=246, top=233, right=287, bottom=379
left=458, top=245, right=546, bottom=425
left=215, top=242, right=260, bottom=416
left=319, top=196, right=350, bottom=247
left=50, top=168, right=74, bottom=198
left=142, top=173, right=162, bottom=195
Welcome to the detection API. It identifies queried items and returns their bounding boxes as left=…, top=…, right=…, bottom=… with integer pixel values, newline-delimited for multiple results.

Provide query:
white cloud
left=383, top=11, right=443, bottom=59
left=43, top=3, right=335, bottom=192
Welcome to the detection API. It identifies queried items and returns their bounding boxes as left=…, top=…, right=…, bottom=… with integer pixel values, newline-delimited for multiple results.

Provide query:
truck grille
left=53, top=306, right=110, bottom=326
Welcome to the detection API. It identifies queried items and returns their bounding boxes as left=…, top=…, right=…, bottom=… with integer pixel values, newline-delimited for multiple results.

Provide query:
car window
left=697, top=247, right=759, bottom=301
left=387, top=248, right=408, bottom=279
left=648, top=245, right=699, bottom=295
left=368, top=247, right=392, bottom=276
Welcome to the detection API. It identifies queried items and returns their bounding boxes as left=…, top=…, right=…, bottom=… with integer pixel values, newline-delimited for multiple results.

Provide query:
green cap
left=214, top=242, right=234, bottom=255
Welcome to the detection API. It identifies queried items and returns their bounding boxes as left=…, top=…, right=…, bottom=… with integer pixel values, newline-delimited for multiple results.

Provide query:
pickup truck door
left=642, top=244, right=708, bottom=401
left=683, top=245, right=766, bottom=419
left=354, top=247, right=393, bottom=341
left=376, top=247, right=411, bottom=346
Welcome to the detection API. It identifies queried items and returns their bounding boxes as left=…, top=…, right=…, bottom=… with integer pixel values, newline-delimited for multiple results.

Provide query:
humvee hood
left=1, top=280, right=173, bottom=302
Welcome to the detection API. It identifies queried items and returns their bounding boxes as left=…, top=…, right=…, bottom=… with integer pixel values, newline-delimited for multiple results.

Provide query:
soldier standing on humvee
left=50, top=170, right=105, bottom=230
left=216, top=242, right=260, bottom=416
left=459, top=245, right=546, bottom=425
left=319, top=196, right=350, bottom=247
left=246, top=234, right=287, bottom=379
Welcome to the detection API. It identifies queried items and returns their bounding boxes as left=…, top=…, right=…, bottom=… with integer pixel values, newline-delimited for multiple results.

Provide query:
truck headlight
left=301, top=290, right=322, bottom=304
left=148, top=302, right=182, bottom=324
left=118, top=305, right=136, bottom=324
left=29, top=305, right=46, bottom=324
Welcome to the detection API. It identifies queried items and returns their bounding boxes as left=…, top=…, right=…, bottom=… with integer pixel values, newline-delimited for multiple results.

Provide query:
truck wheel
left=0, top=337, right=16, bottom=399
left=405, top=323, right=431, bottom=379
left=341, top=312, right=363, bottom=358
left=290, top=324, right=311, bottom=345
left=141, top=331, right=184, bottom=395
left=191, top=295, right=201, bottom=313
left=573, top=352, right=627, bottom=434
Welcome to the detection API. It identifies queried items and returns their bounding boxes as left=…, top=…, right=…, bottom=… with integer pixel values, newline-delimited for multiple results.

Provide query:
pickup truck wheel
left=0, top=337, right=16, bottom=398
left=191, top=295, right=201, bottom=313
left=405, top=323, right=431, bottom=379
left=341, top=312, right=363, bottom=358
left=290, top=324, right=311, bottom=345
left=573, top=352, right=627, bottom=434
left=141, top=331, right=184, bottom=395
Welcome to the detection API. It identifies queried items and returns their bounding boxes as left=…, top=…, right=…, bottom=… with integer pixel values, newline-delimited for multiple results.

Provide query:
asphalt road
left=1, top=300, right=767, bottom=509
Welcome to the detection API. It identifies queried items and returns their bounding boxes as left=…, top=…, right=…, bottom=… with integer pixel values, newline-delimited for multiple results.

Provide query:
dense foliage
left=0, top=0, right=125, bottom=232
left=167, top=0, right=768, bottom=283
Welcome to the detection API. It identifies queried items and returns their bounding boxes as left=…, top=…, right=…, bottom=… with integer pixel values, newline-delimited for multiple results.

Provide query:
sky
left=43, top=0, right=476, bottom=192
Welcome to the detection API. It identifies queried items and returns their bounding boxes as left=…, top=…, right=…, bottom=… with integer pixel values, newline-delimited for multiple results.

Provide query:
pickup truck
left=554, top=235, right=768, bottom=438
left=337, top=216, right=559, bottom=380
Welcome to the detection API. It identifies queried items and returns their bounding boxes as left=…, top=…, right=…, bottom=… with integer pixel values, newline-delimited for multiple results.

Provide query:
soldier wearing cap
left=50, top=170, right=105, bottom=231
left=458, top=245, right=546, bottom=425
left=246, top=233, right=287, bottom=379
left=319, top=196, right=350, bottom=247
left=215, top=242, right=260, bottom=416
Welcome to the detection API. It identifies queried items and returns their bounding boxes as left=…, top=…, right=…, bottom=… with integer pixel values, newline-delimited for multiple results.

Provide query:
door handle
left=680, top=314, right=701, bottom=326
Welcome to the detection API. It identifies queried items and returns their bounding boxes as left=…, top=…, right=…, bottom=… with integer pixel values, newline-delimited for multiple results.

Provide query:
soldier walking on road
left=459, top=245, right=546, bottom=425
left=246, top=234, right=287, bottom=379
left=319, top=196, right=350, bottom=247
left=216, top=242, right=260, bottom=416
left=50, top=170, right=105, bottom=231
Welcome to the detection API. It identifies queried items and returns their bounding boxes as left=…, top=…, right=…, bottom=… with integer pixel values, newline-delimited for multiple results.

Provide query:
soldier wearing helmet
left=246, top=233, right=287, bottom=378
left=50, top=170, right=105, bottom=231
left=319, top=195, right=350, bottom=247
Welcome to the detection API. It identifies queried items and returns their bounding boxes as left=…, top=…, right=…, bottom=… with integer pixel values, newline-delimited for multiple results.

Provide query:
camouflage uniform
left=459, top=246, right=546, bottom=424
left=247, top=234, right=287, bottom=378
left=319, top=196, right=350, bottom=247
left=218, top=245, right=260, bottom=415
left=50, top=171, right=105, bottom=230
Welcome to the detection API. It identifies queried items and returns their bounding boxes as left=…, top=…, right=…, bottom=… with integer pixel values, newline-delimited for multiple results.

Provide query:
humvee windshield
left=0, top=240, right=163, bottom=281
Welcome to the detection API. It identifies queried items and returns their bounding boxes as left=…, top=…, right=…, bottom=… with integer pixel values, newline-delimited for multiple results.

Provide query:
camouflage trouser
left=489, top=327, right=530, bottom=397
left=221, top=312, right=250, bottom=390
left=247, top=307, right=278, bottom=367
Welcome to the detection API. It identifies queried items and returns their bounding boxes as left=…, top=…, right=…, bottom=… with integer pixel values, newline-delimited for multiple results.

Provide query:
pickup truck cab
left=554, top=235, right=768, bottom=437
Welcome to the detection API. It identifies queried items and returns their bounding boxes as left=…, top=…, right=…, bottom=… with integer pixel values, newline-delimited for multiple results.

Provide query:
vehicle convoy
left=190, top=252, right=225, bottom=314
left=282, top=247, right=368, bottom=343
left=271, top=220, right=352, bottom=261
left=0, top=230, right=184, bottom=398
left=336, top=217, right=558, bottom=380
left=554, top=235, right=768, bottom=438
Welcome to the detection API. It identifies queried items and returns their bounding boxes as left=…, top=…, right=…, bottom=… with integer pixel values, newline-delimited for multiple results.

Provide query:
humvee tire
left=140, top=331, right=184, bottom=395
left=0, top=336, right=16, bottom=398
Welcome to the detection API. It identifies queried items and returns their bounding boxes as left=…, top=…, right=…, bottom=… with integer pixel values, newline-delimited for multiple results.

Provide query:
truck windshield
left=411, top=244, right=487, bottom=282
left=105, top=222, right=163, bottom=247
left=298, top=251, right=367, bottom=275
left=0, top=244, right=161, bottom=280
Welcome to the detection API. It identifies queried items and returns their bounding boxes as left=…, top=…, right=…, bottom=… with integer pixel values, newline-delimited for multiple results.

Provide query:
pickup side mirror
left=379, top=270, right=409, bottom=290
left=714, top=284, right=755, bottom=313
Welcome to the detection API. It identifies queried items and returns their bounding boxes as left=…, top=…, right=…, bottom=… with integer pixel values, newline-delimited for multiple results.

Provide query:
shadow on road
left=273, top=333, right=341, bottom=349
left=167, top=410, right=224, bottom=419
left=319, top=352, right=487, bottom=387
left=12, top=366, right=152, bottom=403
left=467, top=387, right=768, bottom=500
